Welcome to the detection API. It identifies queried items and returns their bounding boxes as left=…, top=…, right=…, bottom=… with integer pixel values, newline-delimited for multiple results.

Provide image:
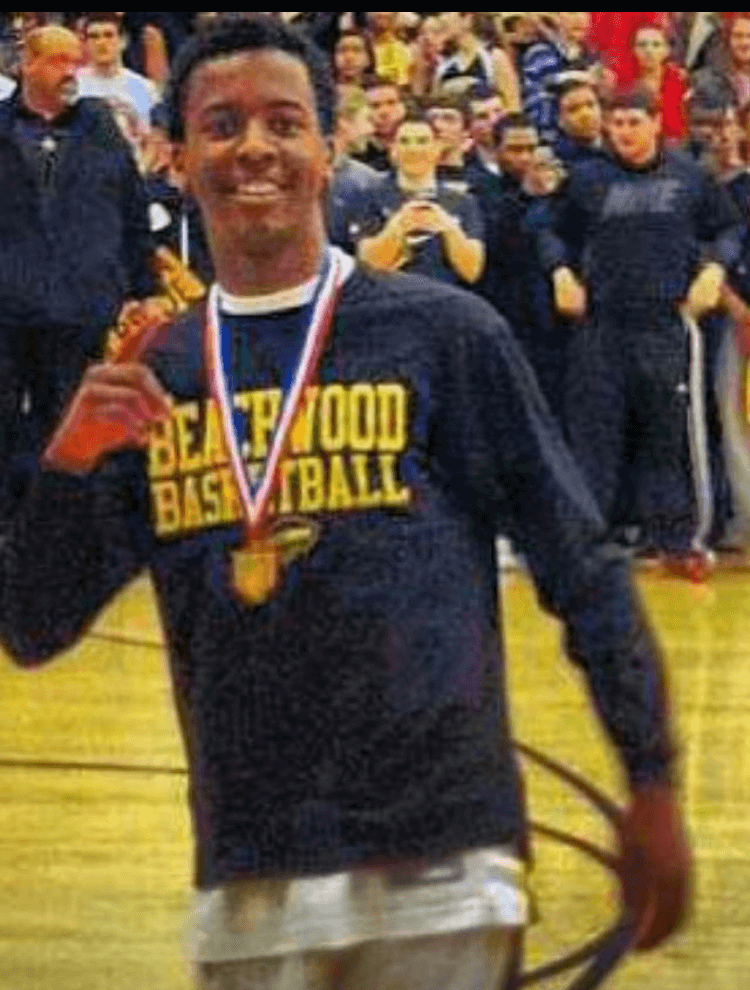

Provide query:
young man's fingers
left=85, top=363, right=173, bottom=418
left=84, top=380, right=171, bottom=425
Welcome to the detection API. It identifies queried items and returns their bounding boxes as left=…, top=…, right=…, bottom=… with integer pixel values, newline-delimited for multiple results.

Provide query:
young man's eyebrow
left=198, top=97, right=310, bottom=115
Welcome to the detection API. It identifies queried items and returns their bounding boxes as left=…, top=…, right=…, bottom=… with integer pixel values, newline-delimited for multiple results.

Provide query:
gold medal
left=231, top=534, right=281, bottom=606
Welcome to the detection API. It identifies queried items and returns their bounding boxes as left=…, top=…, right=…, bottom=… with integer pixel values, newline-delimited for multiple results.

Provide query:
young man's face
left=497, top=126, right=539, bottom=182
left=606, top=107, right=661, bottom=166
left=559, top=85, right=601, bottom=143
left=502, top=14, right=539, bottom=47
left=392, top=120, right=441, bottom=181
left=85, top=20, right=123, bottom=71
left=417, top=16, right=446, bottom=59
left=633, top=28, right=669, bottom=73
left=558, top=12, right=590, bottom=46
left=469, top=95, right=505, bottom=147
left=366, top=83, right=405, bottom=142
left=176, top=47, right=332, bottom=257
left=367, top=12, right=396, bottom=37
left=718, top=107, right=744, bottom=166
left=333, top=33, right=370, bottom=84
left=336, top=105, right=373, bottom=155
left=730, top=18, right=750, bottom=67
left=426, top=106, right=466, bottom=154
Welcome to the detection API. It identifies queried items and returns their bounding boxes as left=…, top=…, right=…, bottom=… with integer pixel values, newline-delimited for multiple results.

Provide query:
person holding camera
left=351, top=110, right=485, bottom=286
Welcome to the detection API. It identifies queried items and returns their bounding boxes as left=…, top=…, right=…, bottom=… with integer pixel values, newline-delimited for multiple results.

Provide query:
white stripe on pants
left=683, top=311, right=714, bottom=551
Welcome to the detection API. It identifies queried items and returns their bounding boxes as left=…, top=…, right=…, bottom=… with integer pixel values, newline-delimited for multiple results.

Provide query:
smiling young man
left=1, top=17, right=691, bottom=990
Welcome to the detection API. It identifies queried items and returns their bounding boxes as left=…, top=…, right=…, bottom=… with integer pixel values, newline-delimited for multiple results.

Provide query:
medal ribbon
left=206, top=246, right=346, bottom=536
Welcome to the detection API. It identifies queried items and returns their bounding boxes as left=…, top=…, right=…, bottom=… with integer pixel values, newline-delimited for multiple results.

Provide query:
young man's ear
left=170, top=141, right=190, bottom=193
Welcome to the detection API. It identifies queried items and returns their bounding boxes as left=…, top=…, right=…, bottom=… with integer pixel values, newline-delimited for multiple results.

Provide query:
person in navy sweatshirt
left=0, top=17, right=691, bottom=990
left=541, top=86, right=742, bottom=577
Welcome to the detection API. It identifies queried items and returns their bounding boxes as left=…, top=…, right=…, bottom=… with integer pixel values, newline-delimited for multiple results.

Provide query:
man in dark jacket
left=0, top=24, right=157, bottom=516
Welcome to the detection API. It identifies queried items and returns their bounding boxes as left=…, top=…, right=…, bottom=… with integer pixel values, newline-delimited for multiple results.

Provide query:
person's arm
left=141, top=23, right=170, bottom=88
left=441, top=220, right=485, bottom=283
left=0, top=364, right=172, bottom=665
left=357, top=208, right=411, bottom=272
left=388, top=197, right=486, bottom=283
left=434, top=296, right=691, bottom=949
left=534, top=172, right=590, bottom=318
left=491, top=45, right=521, bottom=112
left=520, top=41, right=559, bottom=134
left=442, top=192, right=486, bottom=284
left=683, top=169, right=744, bottom=318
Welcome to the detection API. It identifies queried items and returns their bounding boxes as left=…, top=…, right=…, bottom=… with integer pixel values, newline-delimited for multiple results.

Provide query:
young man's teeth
left=237, top=183, right=278, bottom=194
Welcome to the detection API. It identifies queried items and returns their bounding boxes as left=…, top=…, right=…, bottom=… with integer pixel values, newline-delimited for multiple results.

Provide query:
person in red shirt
left=588, top=12, right=670, bottom=90
left=631, top=25, right=688, bottom=144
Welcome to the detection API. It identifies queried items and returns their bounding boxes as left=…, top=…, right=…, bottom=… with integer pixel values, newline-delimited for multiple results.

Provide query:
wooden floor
left=1, top=565, right=749, bottom=989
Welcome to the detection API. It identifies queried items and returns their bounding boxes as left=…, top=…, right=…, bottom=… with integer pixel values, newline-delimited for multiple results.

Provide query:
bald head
left=22, top=25, right=82, bottom=119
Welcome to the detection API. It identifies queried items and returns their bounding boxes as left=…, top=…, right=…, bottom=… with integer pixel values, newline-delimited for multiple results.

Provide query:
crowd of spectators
left=2, top=11, right=750, bottom=580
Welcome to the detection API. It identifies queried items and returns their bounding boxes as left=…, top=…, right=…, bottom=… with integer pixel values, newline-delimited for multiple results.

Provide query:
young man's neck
left=475, top=143, right=499, bottom=170
left=212, top=231, right=328, bottom=296
left=397, top=172, right=438, bottom=194
left=619, top=147, right=660, bottom=170
left=91, top=60, right=122, bottom=79
left=641, top=65, right=665, bottom=89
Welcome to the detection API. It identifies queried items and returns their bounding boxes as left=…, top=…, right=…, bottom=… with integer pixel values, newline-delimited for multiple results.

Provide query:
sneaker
left=660, top=549, right=716, bottom=583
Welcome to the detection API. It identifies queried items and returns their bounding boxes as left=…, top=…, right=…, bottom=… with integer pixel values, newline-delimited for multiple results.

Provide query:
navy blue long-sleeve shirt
left=539, top=147, right=742, bottom=319
left=0, top=266, right=676, bottom=888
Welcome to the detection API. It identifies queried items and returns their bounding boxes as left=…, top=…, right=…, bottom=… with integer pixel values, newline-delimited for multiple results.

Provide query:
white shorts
left=186, top=845, right=528, bottom=965
left=195, top=927, right=518, bottom=990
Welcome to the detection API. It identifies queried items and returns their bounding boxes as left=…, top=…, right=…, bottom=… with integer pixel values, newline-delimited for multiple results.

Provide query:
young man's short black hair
left=395, top=108, right=439, bottom=134
left=423, top=91, right=471, bottom=127
left=361, top=72, right=403, bottom=95
left=165, top=14, right=336, bottom=141
left=554, top=71, right=598, bottom=108
left=84, top=12, right=124, bottom=33
left=493, top=112, right=535, bottom=145
left=605, top=87, right=660, bottom=117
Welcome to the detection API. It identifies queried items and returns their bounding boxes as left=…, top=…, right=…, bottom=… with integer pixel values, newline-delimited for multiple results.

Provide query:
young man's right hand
left=43, top=363, right=173, bottom=474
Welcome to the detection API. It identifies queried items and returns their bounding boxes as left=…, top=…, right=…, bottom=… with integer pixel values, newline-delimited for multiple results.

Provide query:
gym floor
left=0, top=564, right=748, bottom=989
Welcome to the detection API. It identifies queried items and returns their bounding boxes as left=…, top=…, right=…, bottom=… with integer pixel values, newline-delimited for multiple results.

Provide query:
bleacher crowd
left=2, top=11, right=750, bottom=580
